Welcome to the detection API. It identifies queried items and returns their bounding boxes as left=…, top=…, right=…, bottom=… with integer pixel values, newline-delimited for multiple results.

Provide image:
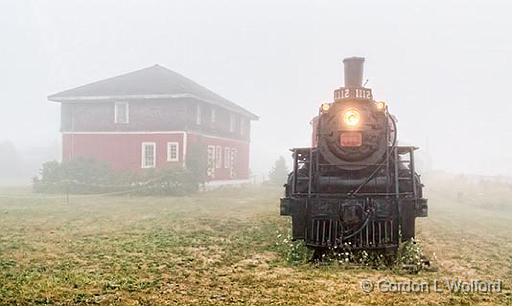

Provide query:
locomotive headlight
left=343, top=109, right=361, bottom=127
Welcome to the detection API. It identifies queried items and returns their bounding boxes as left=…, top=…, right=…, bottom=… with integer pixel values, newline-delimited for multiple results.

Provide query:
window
left=230, top=148, right=237, bottom=178
left=115, top=102, right=129, bottom=124
left=215, top=145, right=222, bottom=169
left=167, top=142, right=179, bottom=162
left=229, top=113, right=235, bottom=132
left=224, top=147, right=231, bottom=169
left=240, top=118, right=246, bottom=135
left=141, top=142, right=156, bottom=168
left=211, top=108, right=216, bottom=124
left=207, top=145, right=215, bottom=178
left=196, top=104, right=202, bottom=125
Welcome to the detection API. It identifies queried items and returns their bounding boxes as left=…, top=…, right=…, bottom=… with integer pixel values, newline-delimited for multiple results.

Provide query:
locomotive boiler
left=280, top=57, right=428, bottom=254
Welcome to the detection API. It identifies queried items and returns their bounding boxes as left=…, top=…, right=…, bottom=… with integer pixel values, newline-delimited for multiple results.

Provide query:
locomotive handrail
left=291, top=146, right=416, bottom=154
left=317, top=162, right=388, bottom=166
left=290, top=147, right=317, bottom=152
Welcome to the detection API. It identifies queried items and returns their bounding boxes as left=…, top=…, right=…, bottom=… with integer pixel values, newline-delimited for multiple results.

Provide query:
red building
left=48, top=65, right=258, bottom=183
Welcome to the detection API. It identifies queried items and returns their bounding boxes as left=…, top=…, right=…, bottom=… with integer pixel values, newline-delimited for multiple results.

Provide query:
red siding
left=187, top=133, right=250, bottom=180
left=62, top=133, right=184, bottom=172
left=62, top=132, right=250, bottom=180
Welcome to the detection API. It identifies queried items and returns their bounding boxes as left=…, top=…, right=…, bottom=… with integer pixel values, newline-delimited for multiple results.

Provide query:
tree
left=268, top=156, right=289, bottom=185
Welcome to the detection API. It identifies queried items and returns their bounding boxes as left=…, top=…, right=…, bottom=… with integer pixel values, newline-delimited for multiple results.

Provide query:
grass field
left=1, top=175, right=512, bottom=305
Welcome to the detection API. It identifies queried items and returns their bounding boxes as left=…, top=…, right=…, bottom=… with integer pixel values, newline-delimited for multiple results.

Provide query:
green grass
left=0, top=178, right=512, bottom=305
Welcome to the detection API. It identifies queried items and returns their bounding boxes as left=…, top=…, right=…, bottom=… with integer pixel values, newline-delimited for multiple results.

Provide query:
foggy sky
left=1, top=0, right=511, bottom=179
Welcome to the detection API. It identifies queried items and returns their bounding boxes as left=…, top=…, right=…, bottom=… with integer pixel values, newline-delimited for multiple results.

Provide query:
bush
left=132, top=167, right=198, bottom=196
left=33, top=158, right=198, bottom=196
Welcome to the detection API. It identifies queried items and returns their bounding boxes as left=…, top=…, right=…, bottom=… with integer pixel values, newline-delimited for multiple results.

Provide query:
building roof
left=48, top=65, right=258, bottom=120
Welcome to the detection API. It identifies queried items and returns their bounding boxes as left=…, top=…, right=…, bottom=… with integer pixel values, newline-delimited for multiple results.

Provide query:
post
left=65, top=180, right=70, bottom=205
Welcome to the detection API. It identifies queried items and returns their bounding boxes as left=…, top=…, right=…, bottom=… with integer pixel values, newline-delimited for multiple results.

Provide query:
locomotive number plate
left=340, top=132, right=362, bottom=147
left=334, top=87, right=373, bottom=100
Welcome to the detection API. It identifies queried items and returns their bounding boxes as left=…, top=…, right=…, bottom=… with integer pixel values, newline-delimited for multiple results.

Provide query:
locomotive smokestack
left=343, top=57, right=365, bottom=88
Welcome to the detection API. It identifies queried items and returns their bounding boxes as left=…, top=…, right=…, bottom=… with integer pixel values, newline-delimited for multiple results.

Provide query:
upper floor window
left=240, top=118, right=246, bottom=135
left=229, top=113, right=235, bottom=133
left=196, top=104, right=202, bottom=125
left=167, top=142, right=179, bottom=162
left=115, top=102, right=129, bottom=124
left=141, top=142, right=156, bottom=168
left=211, top=108, right=216, bottom=124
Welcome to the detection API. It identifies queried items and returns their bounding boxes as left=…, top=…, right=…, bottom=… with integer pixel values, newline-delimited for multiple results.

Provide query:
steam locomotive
left=280, top=57, right=428, bottom=254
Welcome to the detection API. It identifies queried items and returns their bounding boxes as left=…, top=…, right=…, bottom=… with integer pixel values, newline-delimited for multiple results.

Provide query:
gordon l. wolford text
left=360, top=278, right=502, bottom=293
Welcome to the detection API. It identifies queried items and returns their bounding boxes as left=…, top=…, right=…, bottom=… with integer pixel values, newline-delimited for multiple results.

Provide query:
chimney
left=343, top=57, right=365, bottom=88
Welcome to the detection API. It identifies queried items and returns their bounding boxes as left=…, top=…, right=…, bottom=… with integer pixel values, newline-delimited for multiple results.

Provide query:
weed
left=0, top=182, right=511, bottom=305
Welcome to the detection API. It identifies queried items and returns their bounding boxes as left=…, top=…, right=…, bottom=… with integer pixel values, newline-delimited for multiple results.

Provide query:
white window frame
left=224, top=147, right=230, bottom=169
left=141, top=142, right=156, bottom=168
left=196, top=104, right=202, bottom=125
left=230, top=148, right=237, bottom=178
left=166, top=142, right=179, bottom=162
left=215, top=145, right=222, bottom=169
left=114, top=102, right=129, bottom=124
left=207, top=145, right=215, bottom=178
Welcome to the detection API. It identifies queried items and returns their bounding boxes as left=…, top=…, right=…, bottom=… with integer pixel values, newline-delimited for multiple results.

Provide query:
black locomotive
left=280, top=57, right=428, bottom=254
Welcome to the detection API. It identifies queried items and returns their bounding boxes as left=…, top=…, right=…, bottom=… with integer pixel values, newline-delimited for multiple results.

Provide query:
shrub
left=33, top=159, right=116, bottom=194
left=33, top=158, right=198, bottom=196
left=132, top=166, right=198, bottom=196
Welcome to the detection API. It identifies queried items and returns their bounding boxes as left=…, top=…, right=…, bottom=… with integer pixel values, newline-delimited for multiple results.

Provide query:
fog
left=1, top=0, right=511, bottom=183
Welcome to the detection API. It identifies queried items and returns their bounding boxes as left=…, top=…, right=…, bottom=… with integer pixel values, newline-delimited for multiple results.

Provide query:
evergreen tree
left=268, top=156, right=289, bottom=185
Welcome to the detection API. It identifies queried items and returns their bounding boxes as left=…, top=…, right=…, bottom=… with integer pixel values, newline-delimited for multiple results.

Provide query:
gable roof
left=48, top=65, right=258, bottom=120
